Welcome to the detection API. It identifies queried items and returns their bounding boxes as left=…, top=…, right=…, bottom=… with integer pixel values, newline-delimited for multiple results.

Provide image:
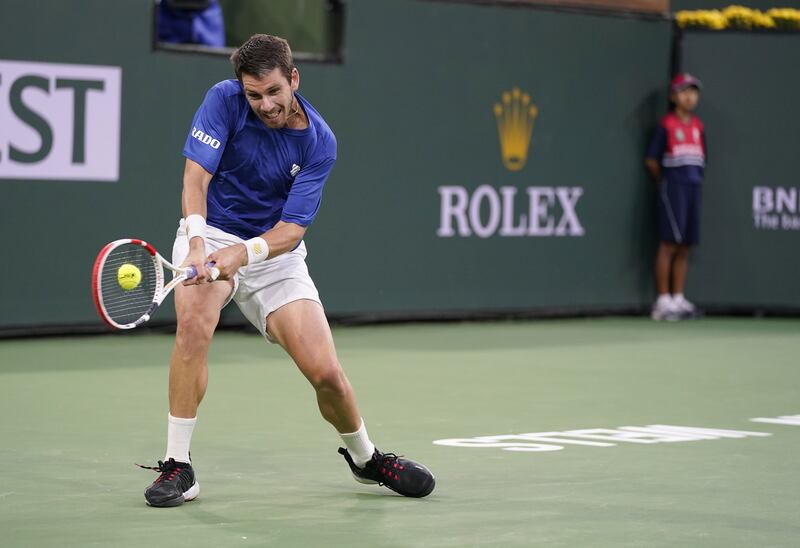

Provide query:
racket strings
left=99, top=244, right=159, bottom=325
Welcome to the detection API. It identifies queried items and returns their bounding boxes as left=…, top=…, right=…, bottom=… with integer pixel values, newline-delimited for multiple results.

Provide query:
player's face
left=241, top=68, right=299, bottom=129
left=672, top=87, right=699, bottom=113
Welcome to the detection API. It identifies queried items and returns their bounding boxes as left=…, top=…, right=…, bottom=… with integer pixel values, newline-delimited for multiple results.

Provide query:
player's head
left=230, top=34, right=300, bottom=129
left=669, top=73, right=701, bottom=113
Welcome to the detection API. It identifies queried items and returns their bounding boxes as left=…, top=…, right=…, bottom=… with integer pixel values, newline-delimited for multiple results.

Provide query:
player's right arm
left=180, top=83, right=234, bottom=284
left=181, top=158, right=214, bottom=284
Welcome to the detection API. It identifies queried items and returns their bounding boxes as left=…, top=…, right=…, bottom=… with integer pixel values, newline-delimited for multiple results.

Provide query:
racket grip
left=186, top=262, right=218, bottom=280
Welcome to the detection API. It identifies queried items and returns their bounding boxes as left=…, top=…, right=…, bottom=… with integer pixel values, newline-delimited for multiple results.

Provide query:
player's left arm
left=261, top=221, right=308, bottom=255
left=207, top=221, right=306, bottom=272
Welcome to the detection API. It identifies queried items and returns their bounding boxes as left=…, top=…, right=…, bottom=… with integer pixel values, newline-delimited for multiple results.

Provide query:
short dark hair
left=230, top=34, right=294, bottom=83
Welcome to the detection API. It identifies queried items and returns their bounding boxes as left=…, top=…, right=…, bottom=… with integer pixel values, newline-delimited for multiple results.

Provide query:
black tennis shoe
left=137, top=457, right=199, bottom=507
left=338, top=447, right=435, bottom=498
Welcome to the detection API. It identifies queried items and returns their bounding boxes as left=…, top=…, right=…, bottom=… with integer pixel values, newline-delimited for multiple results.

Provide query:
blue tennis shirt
left=183, top=79, right=337, bottom=240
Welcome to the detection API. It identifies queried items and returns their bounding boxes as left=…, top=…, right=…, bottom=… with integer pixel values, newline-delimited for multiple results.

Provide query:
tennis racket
left=91, top=238, right=220, bottom=330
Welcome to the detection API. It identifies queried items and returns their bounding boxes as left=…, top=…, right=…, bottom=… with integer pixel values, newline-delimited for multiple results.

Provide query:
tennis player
left=139, top=34, right=435, bottom=506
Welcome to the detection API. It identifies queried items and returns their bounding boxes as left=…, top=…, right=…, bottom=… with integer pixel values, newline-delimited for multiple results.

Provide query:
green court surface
left=1, top=318, right=799, bottom=547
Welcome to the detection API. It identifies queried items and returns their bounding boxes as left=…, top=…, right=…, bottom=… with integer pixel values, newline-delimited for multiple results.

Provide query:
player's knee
left=175, top=313, right=216, bottom=355
left=310, top=363, right=348, bottom=396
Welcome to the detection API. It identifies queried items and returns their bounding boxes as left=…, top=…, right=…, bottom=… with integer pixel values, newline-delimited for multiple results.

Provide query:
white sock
left=165, top=413, right=196, bottom=464
left=673, top=293, right=685, bottom=302
left=339, top=418, right=376, bottom=468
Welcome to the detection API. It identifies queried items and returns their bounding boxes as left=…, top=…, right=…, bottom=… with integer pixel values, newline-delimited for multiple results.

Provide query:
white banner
left=752, top=186, right=800, bottom=230
left=0, top=59, right=121, bottom=182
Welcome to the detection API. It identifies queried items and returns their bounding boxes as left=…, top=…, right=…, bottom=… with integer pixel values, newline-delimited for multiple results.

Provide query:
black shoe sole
left=145, top=494, right=186, bottom=507
left=386, top=480, right=436, bottom=498
left=144, top=482, right=199, bottom=508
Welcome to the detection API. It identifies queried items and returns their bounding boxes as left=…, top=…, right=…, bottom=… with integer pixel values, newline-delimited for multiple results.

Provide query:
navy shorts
left=656, top=180, right=702, bottom=245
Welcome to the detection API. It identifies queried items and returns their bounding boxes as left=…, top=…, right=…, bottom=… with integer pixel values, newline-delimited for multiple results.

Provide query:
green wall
left=680, top=30, right=800, bottom=309
left=1, top=0, right=792, bottom=332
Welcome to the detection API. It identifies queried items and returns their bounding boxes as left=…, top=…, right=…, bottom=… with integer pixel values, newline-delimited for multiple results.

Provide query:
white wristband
left=244, top=237, right=269, bottom=265
left=185, top=214, right=206, bottom=242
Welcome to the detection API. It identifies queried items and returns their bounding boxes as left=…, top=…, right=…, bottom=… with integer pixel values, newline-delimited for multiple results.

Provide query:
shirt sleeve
left=645, top=125, right=667, bottom=161
left=281, top=152, right=336, bottom=227
left=182, top=84, right=232, bottom=175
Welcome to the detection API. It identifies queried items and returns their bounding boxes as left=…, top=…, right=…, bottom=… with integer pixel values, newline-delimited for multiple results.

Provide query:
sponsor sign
left=0, top=59, right=122, bottom=181
left=752, top=186, right=800, bottom=230
left=437, top=87, right=584, bottom=238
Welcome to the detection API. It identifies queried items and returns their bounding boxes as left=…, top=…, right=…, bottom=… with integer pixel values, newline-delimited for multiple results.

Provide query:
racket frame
left=92, top=238, right=196, bottom=330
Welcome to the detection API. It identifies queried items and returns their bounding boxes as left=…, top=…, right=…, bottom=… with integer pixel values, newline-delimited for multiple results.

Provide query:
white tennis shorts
left=172, top=218, right=321, bottom=343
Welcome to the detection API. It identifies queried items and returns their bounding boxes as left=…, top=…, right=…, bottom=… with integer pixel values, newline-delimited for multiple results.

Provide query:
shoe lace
left=135, top=458, right=184, bottom=484
left=375, top=452, right=405, bottom=483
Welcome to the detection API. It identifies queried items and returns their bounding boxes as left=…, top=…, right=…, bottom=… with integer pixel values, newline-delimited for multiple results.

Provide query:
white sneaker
left=651, top=295, right=680, bottom=321
left=672, top=294, right=697, bottom=317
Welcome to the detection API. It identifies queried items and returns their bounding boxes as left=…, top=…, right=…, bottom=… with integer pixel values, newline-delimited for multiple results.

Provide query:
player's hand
left=207, top=243, right=247, bottom=281
left=181, top=237, right=213, bottom=285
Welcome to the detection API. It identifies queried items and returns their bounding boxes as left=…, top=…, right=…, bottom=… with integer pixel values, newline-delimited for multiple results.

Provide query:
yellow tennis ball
left=117, top=263, right=142, bottom=291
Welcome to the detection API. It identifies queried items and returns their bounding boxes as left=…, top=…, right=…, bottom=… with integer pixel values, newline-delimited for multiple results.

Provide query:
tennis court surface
left=1, top=317, right=798, bottom=547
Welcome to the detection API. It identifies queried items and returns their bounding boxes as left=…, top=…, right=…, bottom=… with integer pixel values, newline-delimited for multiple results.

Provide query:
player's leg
left=142, top=278, right=233, bottom=509
left=266, top=299, right=360, bottom=431
left=141, top=221, right=237, bottom=508
left=169, top=281, right=233, bottom=419
left=236, top=249, right=370, bottom=456
left=266, top=299, right=362, bottom=432
left=266, top=299, right=435, bottom=498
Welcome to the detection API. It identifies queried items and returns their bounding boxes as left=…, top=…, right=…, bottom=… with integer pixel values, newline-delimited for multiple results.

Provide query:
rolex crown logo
left=494, top=87, right=538, bottom=172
